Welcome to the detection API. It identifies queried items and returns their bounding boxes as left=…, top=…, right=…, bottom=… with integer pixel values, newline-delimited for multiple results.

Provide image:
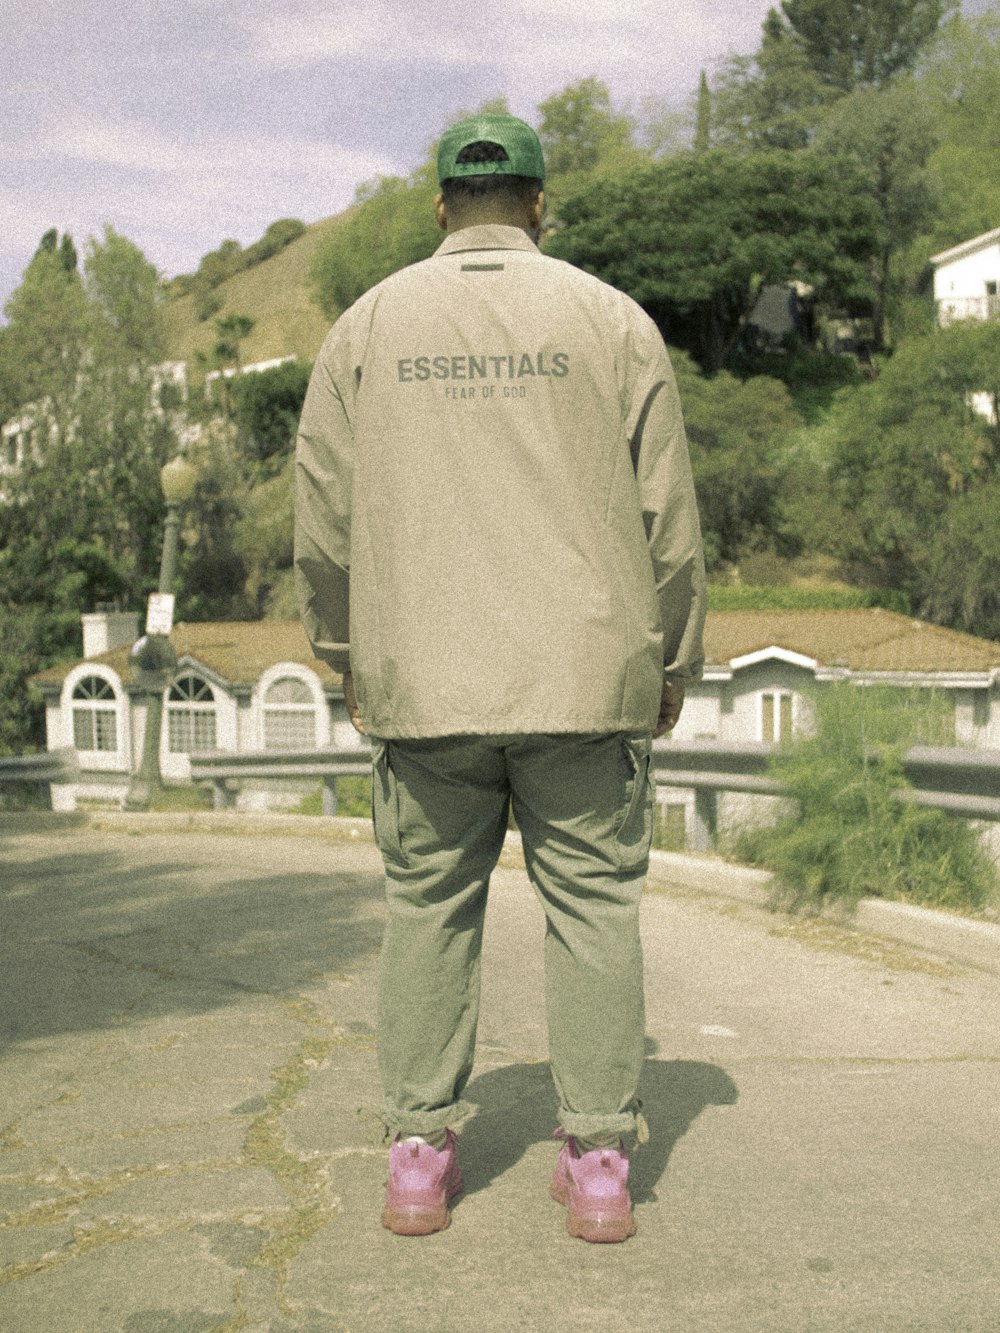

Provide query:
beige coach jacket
left=295, top=224, right=705, bottom=739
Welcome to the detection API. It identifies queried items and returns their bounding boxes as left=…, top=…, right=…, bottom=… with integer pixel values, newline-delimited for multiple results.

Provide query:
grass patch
left=0, top=782, right=50, bottom=812
left=707, top=584, right=910, bottom=613
left=148, top=784, right=215, bottom=813
left=295, top=776, right=371, bottom=818
left=735, top=684, right=998, bottom=916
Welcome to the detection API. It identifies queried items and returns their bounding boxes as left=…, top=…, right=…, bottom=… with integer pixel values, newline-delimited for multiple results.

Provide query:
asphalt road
left=1, top=819, right=999, bottom=1332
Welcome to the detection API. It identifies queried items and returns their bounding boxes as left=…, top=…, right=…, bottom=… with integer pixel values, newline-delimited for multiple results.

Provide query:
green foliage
left=694, top=71, right=712, bottom=153
left=817, top=321, right=1000, bottom=637
left=234, top=457, right=295, bottom=617
left=296, top=777, right=371, bottom=818
left=0, top=608, right=50, bottom=754
left=774, top=0, right=956, bottom=92
left=731, top=351, right=864, bottom=424
left=195, top=288, right=223, bottom=322
left=0, top=226, right=179, bottom=750
left=736, top=684, right=996, bottom=913
left=909, top=10, right=1000, bottom=257
left=230, top=358, right=312, bottom=480
left=707, top=585, right=909, bottom=612
left=243, top=218, right=307, bottom=267
left=1, top=239, right=90, bottom=411
left=168, top=219, right=307, bottom=307
left=213, top=313, right=255, bottom=370
left=814, top=81, right=938, bottom=346
left=547, top=149, right=879, bottom=372
left=537, top=76, right=635, bottom=180
left=310, top=170, right=440, bottom=320
left=713, top=18, right=834, bottom=149
left=1, top=229, right=172, bottom=613
left=671, top=350, right=802, bottom=567
left=176, top=420, right=253, bottom=622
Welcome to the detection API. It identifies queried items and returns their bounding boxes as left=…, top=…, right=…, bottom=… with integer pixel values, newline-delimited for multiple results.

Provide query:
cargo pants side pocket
left=613, top=734, right=654, bottom=872
left=370, top=738, right=407, bottom=869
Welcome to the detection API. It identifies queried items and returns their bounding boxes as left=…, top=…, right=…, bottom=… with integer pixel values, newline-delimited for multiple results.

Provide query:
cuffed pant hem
left=382, top=1099, right=477, bottom=1140
left=557, top=1101, right=645, bottom=1143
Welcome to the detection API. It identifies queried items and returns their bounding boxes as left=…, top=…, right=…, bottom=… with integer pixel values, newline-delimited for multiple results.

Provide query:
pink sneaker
left=381, top=1131, right=463, bottom=1236
left=549, top=1137, right=637, bottom=1243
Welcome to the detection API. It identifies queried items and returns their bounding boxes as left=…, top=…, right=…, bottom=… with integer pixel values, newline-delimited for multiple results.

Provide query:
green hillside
left=163, top=213, right=348, bottom=367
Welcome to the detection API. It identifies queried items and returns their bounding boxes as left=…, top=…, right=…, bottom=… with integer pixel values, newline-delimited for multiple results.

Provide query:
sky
left=1, top=0, right=993, bottom=318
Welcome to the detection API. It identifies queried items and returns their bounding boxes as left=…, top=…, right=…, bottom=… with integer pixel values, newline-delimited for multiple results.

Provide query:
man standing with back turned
left=295, top=114, right=705, bottom=1243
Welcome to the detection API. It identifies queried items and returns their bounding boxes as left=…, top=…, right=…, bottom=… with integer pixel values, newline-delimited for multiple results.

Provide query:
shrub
left=736, top=684, right=998, bottom=915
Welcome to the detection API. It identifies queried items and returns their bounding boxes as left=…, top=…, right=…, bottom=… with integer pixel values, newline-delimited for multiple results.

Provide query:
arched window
left=72, top=676, right=118, bottom=752
left=167, top=673, right=217, bottom=753
left=263, top=676, right=317, bottom=751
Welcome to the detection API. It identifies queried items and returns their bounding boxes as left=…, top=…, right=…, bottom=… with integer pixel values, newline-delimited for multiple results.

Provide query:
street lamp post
left=123, top=455, right=198, bottom=811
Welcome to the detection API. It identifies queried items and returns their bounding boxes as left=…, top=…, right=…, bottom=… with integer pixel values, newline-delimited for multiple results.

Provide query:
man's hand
left=342, top=670, right=366, bottom=735
left=653, top=681, right=685, bottom=739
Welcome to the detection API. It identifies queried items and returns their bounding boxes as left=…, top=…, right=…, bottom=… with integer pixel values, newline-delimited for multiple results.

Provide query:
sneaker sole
left=550, top=1179, right=637, bottom=1243
left=381, top=1203, right=451, bottom=1236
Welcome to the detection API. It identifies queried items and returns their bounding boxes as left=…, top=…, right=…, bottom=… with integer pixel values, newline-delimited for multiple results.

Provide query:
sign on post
left=145, top=593, right=175, bottom=636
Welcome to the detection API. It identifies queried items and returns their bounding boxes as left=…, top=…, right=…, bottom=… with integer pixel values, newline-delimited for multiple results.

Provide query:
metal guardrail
left=188, top=741, right=1000, bottom=847
left=0, top=746, right=80, bottom=794
left=0, top=748, right=80, bottom=787
left=190, top=747, right=371, bottom=815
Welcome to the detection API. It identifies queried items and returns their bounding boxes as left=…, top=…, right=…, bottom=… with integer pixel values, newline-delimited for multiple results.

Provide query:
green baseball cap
left=437, top=113, right=545, bottom=184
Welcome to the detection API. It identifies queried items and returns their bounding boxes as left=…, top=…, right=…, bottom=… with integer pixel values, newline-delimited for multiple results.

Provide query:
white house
left=33, top=613, right=363, bottom=813
left=33, top=609, right=1000, bottom=841
left=931, top=226, right=1000, bottom=327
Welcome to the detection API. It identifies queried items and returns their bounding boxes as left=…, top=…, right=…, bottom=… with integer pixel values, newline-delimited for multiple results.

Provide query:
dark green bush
left=736, top=684, right=998, bottom=914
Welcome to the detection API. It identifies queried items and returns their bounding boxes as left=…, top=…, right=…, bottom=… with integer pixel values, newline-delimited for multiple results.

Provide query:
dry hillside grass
left=163, top=213, right=348, bottom=367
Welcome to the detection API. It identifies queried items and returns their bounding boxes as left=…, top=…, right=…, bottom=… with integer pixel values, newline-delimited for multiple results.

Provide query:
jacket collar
left=434, top=224, right=540, bottom=257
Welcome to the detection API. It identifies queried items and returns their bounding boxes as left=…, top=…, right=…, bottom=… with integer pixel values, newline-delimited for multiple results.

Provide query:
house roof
left=930, top=226, right=1000, bottom=268
left=703, top=610, right=1000, bottom=675
left=33, top=620, right=342, bottom=690
left=33, top=609, right=1000, bottom=692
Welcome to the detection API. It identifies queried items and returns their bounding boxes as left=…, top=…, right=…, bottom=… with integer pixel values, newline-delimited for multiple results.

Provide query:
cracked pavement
left=1, top=818, right=999, bottom=1332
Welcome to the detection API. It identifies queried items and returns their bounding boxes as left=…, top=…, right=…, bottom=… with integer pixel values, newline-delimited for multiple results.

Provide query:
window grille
left=167, top=673, right=217, bottom=753
left=264, top=676, right=317, bottom=751
left=71, top=676, right=118, bottom=752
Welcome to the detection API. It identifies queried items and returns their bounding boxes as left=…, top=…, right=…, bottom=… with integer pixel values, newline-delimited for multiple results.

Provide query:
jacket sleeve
left=294, top=325, right=355, bottom=673
left=625, top=321, right=706, bottom=686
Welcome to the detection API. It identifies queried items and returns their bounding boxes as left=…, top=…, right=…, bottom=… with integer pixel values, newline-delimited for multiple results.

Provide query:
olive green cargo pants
left=371, top=731, right=654, bottom=1142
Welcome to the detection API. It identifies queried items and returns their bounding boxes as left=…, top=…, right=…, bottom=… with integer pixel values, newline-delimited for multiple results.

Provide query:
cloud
left=0, top=116, right=398, bottom=291
left=241, top=2, right=476, bottom=68
left=9, top=113, right=395, bottom=187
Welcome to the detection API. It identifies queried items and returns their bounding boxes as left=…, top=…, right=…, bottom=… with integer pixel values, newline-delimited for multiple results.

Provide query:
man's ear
left=528, top=189, right=545, bottom=239
left=434, top=191, right=448, bottom=232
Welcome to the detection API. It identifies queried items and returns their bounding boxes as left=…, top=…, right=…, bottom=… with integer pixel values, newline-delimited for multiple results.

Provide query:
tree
left=537, top=77, right=635, bottom=180
left=907, top=10, right=1000, bottom=258
left=713, top=0, right=954, bottom=151
left=546, top=149, right=879, bottom=373
left=818, top=320, right=1000, bottom=637
left=229, top=357, right=312, bottom=481
left=775, top=0, right=957, bottom=92
left=671, top=351, right=803, bottom=569
left=0, top=228, right=177, bottom=749
left=310, top=168, right=441, bottom=320
left=813, top=81, right=937, bottom=347
left=693, top=71, right=712, bottom=152
left=713, top=14, right=833, bottom=150
left=213, top=313, right=255, bottom=371
left=175, top=418, right=252, bottom=622
left=234, top=456, right=296, bottom=618
left=1, top=234, right=90, bottom=425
